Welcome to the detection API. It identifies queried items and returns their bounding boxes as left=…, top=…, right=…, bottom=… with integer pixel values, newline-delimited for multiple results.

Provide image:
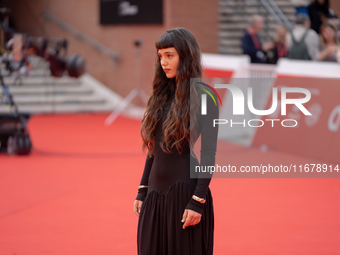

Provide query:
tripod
left=104, top=39, right=148, bottom=126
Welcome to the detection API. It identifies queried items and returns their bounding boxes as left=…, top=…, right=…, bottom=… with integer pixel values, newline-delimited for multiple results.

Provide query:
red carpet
left=0, top=113, right=339, bottom=254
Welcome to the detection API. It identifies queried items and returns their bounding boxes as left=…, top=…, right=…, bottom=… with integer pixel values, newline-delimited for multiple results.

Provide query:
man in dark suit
left=241, top=14, right=274, bottom=63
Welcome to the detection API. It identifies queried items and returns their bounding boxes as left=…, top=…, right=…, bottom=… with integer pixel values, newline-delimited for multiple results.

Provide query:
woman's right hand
left=134, top=200, right=143, bottom=217
left=327, top=45, right=339, bottom=54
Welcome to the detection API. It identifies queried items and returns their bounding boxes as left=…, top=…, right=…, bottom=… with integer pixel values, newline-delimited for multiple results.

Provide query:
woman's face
left=276, top=25, right=286, bottom=38
left=158, top=47, right=179, bottom=79
left=322, top=26, right=335, bottom=43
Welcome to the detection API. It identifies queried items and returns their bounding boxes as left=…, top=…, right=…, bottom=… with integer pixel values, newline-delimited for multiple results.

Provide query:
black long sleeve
left=135, top=154, right=154, bottom=201
left=135, top=85, right=219, bottom=215
left=185, top=88, right=220, bottom=214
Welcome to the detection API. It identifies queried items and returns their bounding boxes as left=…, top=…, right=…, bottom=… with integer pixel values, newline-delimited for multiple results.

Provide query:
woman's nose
left=161, top=59, right=167, bottom=66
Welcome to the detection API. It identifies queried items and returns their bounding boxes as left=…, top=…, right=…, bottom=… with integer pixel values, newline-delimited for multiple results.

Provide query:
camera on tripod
left=0, top=7, right=86, bottom=155
left=3, top=34, right=86, bottom=79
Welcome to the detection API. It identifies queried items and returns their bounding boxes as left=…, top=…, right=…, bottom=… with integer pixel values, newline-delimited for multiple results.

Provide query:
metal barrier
left=244, top=64, right=276, bottom=122
left=223, top=63, right=277, bottom=146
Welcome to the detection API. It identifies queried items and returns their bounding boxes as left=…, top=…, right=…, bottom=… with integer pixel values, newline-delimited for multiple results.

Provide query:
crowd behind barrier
left=202, top=52, right=340, bottom=164
left=241, top=0, right=340, bottom=65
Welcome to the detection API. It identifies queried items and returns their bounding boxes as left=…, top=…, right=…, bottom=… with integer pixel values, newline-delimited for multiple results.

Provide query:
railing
left=245, top=63, right=277, bottom=78
left=244, top=64, right=276, bottom=115
left=259, top=0, right=293, bottom=31
left=226, top=63, right=277, bottom=144
left=267, top=0, right=293, bottom=30
left=42, top=11, right=120, bottom=62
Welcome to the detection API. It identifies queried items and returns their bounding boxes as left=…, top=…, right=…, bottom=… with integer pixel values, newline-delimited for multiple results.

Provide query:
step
left=219, top=31, right=245, bottom=38
left=26, top=68, right=52, bottom=77
left=274, top=0, right=296, bottom=7
left=2, top=67, right=85, bottom=79
left=219, top=32, right=275, bottom=43
left=0, top=84, right=92, bottom=96
left=0, top=101, right=145, bottom=118
left=219, top=7, right=268, bottom=15
left=2, top=75, right=82, bottom=86
left=219, top=22, right=280, bottom=30
left=0, top=103, right=111, bottom=114
left=220, top=39, right=243, bottom=47
left=219, top=47, right=243, bottom=55
left=219, top=6, right=295, bottom=15
left=219, top=0, right=296, bottom=8
left=219, top=14, right=295, bottom=23
left=219, top=30, right=275, bottom=39
left=219, top=1, right=264, bottom=7
left=3, top=94, right=106, bottom=105
left=1, top=67, right=52, bottom=77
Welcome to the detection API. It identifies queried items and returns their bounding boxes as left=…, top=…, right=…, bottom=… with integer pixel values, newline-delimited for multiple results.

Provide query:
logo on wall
left=118, top=1, right=138, bottom=16
left=100, top=0, right=163, bottom=24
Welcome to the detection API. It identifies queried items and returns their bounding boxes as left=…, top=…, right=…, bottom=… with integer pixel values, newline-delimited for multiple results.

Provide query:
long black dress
left=136, top=79, right=219, bottom=255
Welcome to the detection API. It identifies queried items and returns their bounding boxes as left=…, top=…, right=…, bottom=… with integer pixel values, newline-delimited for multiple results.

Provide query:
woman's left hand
left=181, top=209, right=202, bottom=229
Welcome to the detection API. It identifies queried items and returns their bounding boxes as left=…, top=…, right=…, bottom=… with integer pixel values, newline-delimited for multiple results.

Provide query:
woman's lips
left=164, top=69, right=171, bottom=73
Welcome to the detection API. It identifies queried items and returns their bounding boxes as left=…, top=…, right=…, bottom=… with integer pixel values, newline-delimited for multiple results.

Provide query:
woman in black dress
left=133, top=27, right=219, bottom=255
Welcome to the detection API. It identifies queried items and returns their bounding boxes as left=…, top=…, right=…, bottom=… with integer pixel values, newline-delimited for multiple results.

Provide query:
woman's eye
left=168, top=55, right=172, bottom=58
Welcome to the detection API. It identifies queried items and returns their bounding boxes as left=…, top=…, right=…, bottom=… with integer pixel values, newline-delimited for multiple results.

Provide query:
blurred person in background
left=286, top=13, right=320, bottom=60
left=291, top=0, right=312, bottom=16
left=326, top=17, right=340, bottom=41
left=241, top=14, right=274, bottom=63
left=266, top=24, right=289, bottom=64
left=307, top=0, right=338, bottom=34
left=317, top=22, right=340, bottom=62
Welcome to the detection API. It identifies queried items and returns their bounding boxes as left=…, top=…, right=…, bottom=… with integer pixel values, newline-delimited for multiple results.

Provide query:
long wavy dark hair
left=140, top=27, right=203, bottom=158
